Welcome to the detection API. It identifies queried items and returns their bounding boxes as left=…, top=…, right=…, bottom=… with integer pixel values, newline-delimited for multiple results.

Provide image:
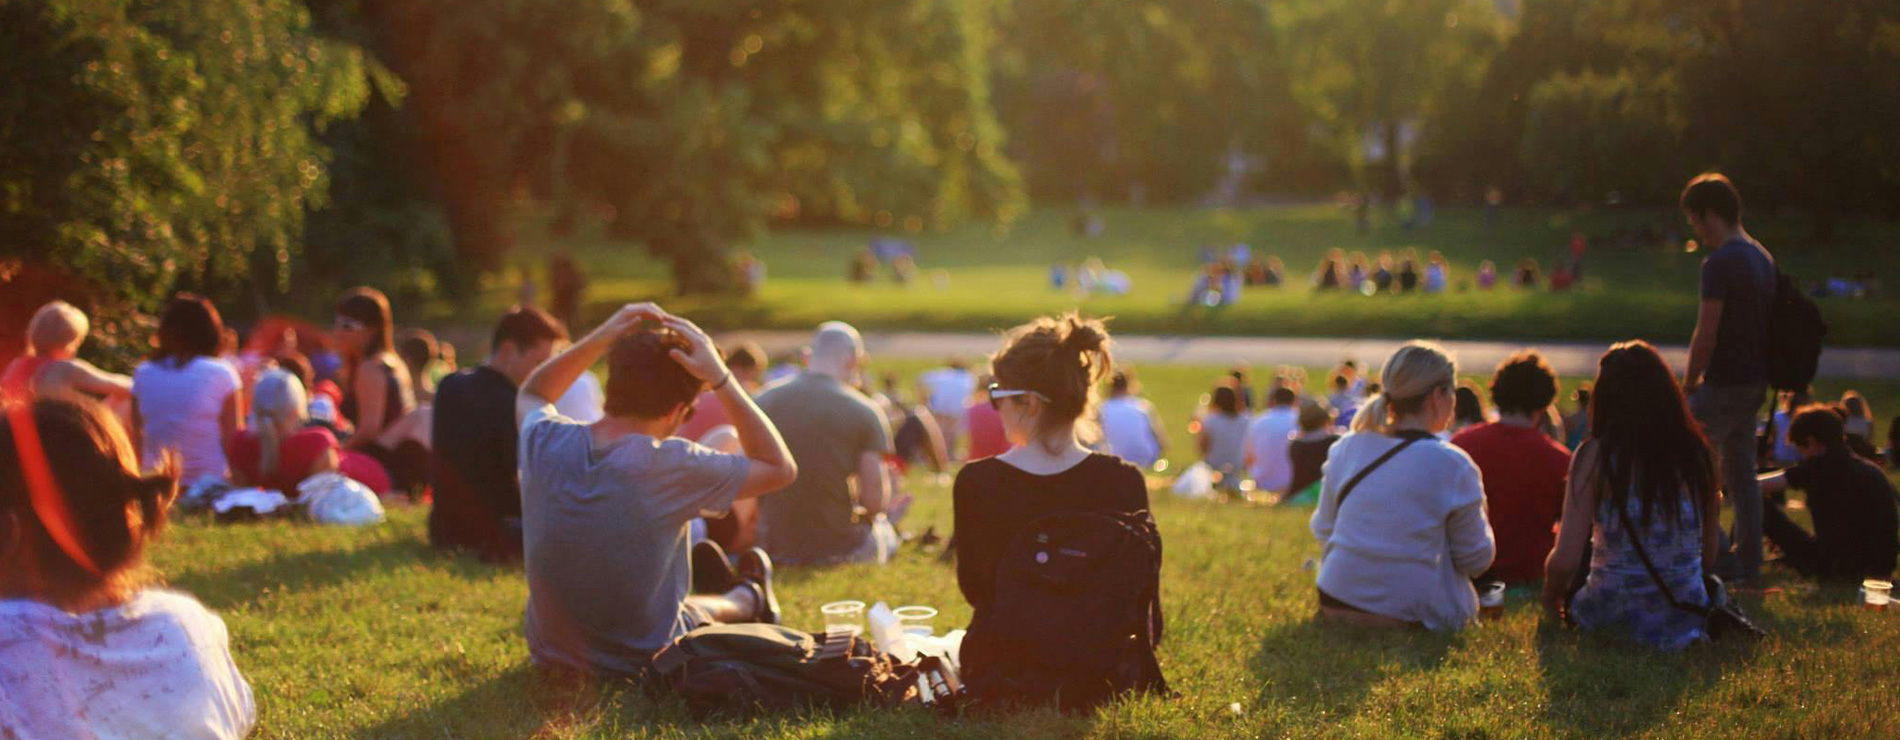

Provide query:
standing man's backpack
left=964, top=509, right=1170, bottom=713
left=1765, top=271, right=1826, bottom=392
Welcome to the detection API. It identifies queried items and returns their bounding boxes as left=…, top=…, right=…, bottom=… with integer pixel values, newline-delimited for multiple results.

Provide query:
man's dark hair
left=1680, top=173, right=1742, bottom=224
left=492, top=305, right=568, bottom=353
left=1787, top=403, right=1846, bottom=450
left=396, top=328, right=438, bottom=374
left=604, top=329, right=705, bottom=419
left=724, top=342, right=766, bottom=372
left=1269, top=386, right=1297, bottom=407
left=1489, top=350, right=1560, bottom=416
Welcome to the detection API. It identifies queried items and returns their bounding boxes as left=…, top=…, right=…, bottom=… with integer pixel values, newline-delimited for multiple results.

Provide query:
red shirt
left=963, top=400, right=1011, bottom=461
left=227, top=427, right=339, bottom=494
left=1452, top=421, right=1572, bottom=584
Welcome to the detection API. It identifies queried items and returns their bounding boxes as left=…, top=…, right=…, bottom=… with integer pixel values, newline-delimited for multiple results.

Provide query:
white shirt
left=555, top=369, right=606, bottom=423
left=1099, top=395, right=1161, bottom=467
left=1245, top=406, right=1300, bottom=491
left=0, top=590, right=256, bottom=740
left=133, top=357, right=241, bottom=482
left=918, top=368, right=975, bottom=417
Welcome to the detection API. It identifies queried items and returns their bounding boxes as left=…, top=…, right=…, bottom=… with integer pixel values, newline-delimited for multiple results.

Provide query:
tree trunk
left=656, top=232, right=734, bottom=295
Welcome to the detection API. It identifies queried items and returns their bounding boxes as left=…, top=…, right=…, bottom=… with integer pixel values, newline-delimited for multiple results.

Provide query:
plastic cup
left=1863, top=580, right=1892, bottom=611
left=821, top=600, right=866, bottom=636
left=893, top=605, right=938, bottom=638
left=1479, top=582, right=1506, bottom=620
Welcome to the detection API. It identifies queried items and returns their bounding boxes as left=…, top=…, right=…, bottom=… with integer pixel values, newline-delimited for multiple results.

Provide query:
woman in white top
left=1310, top=341, right=1496, bottom=630
left=132, top=294, right=243, bottom=482
left=1, top=397, right=255, bottom=739
left=1099, top=370, right=1167, bottom=468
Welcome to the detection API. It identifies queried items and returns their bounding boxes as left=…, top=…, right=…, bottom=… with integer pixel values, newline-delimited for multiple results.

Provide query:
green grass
left=145, top=359, right=1900, bottom=738
left=446, top=204, right=1900, bottom=347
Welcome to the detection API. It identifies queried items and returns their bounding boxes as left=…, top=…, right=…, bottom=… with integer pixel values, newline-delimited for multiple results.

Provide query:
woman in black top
left=951, top=312, right=1154, bottom=705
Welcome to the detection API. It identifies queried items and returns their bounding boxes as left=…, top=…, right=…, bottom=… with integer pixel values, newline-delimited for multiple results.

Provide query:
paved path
left=720, top=331, right=1900, bottom=381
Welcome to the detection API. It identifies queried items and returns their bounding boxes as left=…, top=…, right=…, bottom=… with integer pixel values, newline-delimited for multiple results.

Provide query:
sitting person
left=1, top=397, right=255, bottom=738
left=1450, top=382, right=1487, bottom=436
left=515, top=303, right=797, bottom=678
left=1543, top=341, right=1720, bottom=651
left=396, top=328, right=442, bottom=403
left=1757, top=405, right=1899, bottom=581
left=1245, top=386, right=1300, bottom=494
left=1514, top=259, right=1541, bottom=289
left=1476, top=260, right=1498, bottom=290
left=1099, top=370, right=1167, bottom=469
left=1452, top=351, right=1572, bottom=586
left=1285, top=398, right=1340, bottom=502
left=226, top=369, right=341, bottom=494
left=953, top=313, right=1158, bottom=708
left=1198, top=386, right=1250, bottom=492
left=333, top=288, right=432, bottom=494
left=755, top=322, right=897, bottom=565
left=678, top=342, right=768, bottom=441
left=2, top=301, right=134, bottom=416
left=962, top=373, right=1012, bottom=461
left=1310, top=342, right=1495, bottom=630
left=1838, top=391, right=1880, bottom=461
left=429, top=306, right=566, bottom=562
left=132, top=294, right=243, bottom=483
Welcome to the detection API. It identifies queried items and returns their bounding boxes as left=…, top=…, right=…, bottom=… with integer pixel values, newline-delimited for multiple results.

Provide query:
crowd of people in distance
left=4, top=171, right=1899, bottom=737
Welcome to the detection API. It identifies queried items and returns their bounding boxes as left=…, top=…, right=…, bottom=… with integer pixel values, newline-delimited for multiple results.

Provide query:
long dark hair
left=152, top=293, right=224, bottom=367
left=1589, top=341, right=1716, bottom=526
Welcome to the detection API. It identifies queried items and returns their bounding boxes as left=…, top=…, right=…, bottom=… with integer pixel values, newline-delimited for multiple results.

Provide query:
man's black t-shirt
left=1699, top=237, right=1775, bottom=387
left=1786, top=448, right=1900, bottom=579
left=429, top=366, right=523, bottom=560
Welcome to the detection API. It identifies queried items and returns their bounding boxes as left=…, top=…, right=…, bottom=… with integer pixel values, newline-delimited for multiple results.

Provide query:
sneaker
left=736, top=547, right=780, bottom=625
left=691, top=540, right=738, bottom=595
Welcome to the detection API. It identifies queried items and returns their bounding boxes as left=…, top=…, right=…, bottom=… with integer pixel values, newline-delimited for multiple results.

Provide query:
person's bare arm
left=51, top=359, right=133, bottom=398
left=857, top=451, right=890, bottom=515
left=1543, top=441, right=1600, bottom=621
left=516, top=303, right=666, bottom=428
left=1684, top=298, right=1723, bottom=393
left=307, top=447, right=340, bottom=480
left=219, top=392, right=242, bottom=453
left=662, top=315, right=797, bottom=500
left=349, top=360, right=388, bottom=447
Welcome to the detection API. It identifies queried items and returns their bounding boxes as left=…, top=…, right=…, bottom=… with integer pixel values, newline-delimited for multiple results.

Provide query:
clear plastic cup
left=1864, top=580, right=1892, bottom=611
left=1479, top=582, right=1506, bottom=620
left=893, top=605, right=938, bottom=638
left=821, top=600, right=866, bottom=636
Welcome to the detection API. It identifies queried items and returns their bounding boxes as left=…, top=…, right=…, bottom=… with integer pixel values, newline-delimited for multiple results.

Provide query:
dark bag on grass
left=1765, top=271, right=1826, bottom=392
left=649, top=623, right=935, bottom=715
left=964, top=509, right=1169, bottom=713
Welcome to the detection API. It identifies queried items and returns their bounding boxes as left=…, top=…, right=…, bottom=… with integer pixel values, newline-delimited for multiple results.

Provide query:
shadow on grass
left=1248, top=617, right=1458, bottom=721
left=168, top=538, right=496, bottom=612
left=1530, top=619, right=1753, bottom=737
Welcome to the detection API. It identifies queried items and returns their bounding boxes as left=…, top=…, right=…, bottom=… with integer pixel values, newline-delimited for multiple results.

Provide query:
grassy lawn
left=450, top=204, right=1900, bottom=347
left=145, top=359, right=1900, bottom=738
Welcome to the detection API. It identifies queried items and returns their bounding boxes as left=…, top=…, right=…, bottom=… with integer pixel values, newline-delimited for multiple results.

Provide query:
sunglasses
left=333, top=317, right=367, bottom=332
left=988, top=383, right=1050, bottom=410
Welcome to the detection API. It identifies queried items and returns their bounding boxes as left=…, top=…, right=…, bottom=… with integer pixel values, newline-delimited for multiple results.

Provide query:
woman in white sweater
left=1310, top=341, right=1496, bottom=630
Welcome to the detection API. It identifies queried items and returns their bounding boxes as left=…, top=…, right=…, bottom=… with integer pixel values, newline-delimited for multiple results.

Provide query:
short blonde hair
left=27, top=301, right=89, bottom=356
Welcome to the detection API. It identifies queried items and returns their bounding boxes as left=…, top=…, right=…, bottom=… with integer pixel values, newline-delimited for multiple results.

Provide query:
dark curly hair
left=1489, top=350, right=1559, bottom=416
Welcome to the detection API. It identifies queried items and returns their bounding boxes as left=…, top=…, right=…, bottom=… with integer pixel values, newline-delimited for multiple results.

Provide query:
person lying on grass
left=1, top=397, right=255, bottom=739
left=514, top=303, right=798, bottom=679
left=1757, top=405, right=1899, bottom=583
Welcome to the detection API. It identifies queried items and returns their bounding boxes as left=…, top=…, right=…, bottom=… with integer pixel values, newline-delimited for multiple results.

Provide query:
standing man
left=428, top=307, right=568, bottom=562
left=755, top=321, right=896, bottom=566
left=1680, top=173, right=1776, bottom=585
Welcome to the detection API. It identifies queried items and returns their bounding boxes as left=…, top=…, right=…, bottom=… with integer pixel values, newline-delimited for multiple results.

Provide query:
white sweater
left=1310, top=431, right=1496, bottom=630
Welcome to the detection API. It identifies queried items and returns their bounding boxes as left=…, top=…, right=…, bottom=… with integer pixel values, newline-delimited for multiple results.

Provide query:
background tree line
left=4, top=0, right=1898, bottom=358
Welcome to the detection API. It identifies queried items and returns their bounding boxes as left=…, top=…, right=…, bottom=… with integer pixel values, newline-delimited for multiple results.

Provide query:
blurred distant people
left=133, top=294, right=242, bottom=483
left=1397, top=255, right=1420, bottom=293
left=1199, top=386, right=1250, bottom=492
left=548, top=253, right=588, bottom=335
left=1765, top=390, right=1812, bottom=467
left=1245, top=386, right=1300, bottom=494
left=850, top=248, right=878, bottom=283
left=1476, top=260, right=1498, bottom=290
left=1314, top=249, right=1346, bottom=291
left=1450, top=383, right=1487, bottom=436
left=1424, top=252, right=1449, bottom=294
left=227, top=369, right=339, bottom=494
left=1562, top=385, right=1592, bottom=451
left=333, top=288, right=431, bottom=495
left=1838, top=391, right=1878, bottom=460
left=1757, top=405, right=1899, bottom=582
left=2, top=301, right=133, bottom=415
left=1099, top=371, right=1167, bottom=469
left=964, top=373, right=1012, bottom=461
left=1372, top=253, right=1396, bottom=294
left=396, top=328, right=441, bottom=403
left=679, top=342, right=769, bottom=442
left=920, top=360, right=977, bottom=456
left=1453, top=351, right=1571, bottom=586
left=1286, top=398, right=1340, bottom=502
left=1514, top=259, right=1541, bottom=289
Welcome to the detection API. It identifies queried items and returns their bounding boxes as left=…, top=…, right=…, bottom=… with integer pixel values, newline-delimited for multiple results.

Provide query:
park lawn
left=452, top=204, right=1900, bottom=347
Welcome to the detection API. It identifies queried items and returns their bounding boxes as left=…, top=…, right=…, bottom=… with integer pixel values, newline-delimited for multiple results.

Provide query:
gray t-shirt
left=754, top=372, right=894, bottom=564
left=1699, top=236, right=1775, bottom=387
left=518, top=405, right=748, bottom=675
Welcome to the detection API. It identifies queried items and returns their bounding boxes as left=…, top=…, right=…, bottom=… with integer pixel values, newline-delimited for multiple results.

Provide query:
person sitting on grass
left=1450, top=382, right=1488, bottom=436
left=755, top=322, right=899, bottom=566
left=429, top=306, right=567, bottom=563
left=1543, top=341, right=1720, bottom=651
left=1837, top=391, right=1880, bottom=461
left=678, top=342, right=768, bottom=442
left=1284, top=397, right=1341, bottom=505
left=132, top=294, right=244, bottom=484
left=226, top=369, right=341, bottom=495
left=1757, top=405, right=1899, bottom=581
left=1, top=397, right=255, bottom=739
left=2, top=301, right=134, bottom=415
left=1100, top=370, right=1167, bottom=470
left=1310, top=341, right=1495, bottom=631
left=1198, top=386, right=1250, bottom=493
left=332, top=288, right=432, bottom=494
left=1244, top=386, right=1300, bottom=495
left=953, top=313, right=1156, bottom=705
left=515, top=303, right=797, bottom=679
left=1453, top=351, right=1572, bottom=586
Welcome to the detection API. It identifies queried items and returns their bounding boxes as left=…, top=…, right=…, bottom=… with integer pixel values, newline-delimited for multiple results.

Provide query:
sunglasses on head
left=988, top=383, right=1050, bottom=410
left=334, top=316, right=367, bottom=332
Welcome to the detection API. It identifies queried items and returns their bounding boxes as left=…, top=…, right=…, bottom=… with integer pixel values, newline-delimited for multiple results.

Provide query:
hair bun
left=1060, top=315, right=1110, bottom=355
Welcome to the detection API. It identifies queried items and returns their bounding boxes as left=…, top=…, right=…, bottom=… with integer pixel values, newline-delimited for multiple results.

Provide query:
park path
left=718, top=330, right=1900, bottom=381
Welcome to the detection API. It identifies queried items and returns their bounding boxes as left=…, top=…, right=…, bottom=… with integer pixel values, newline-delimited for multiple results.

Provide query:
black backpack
left=1765, top=270, right=1827, bottom=392
left=964, top=510, right=1170, bottom=713
left=650, top=623, right=946, bottom=716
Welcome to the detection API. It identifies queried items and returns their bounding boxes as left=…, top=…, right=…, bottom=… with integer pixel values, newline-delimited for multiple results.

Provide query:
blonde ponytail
left=1353, top=341, right=1457, bottom=434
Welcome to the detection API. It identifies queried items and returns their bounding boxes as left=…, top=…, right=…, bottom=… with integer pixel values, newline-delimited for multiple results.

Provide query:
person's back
left=1453, top=422, right=1570, bottom=584
left=134, top=356, right=240, bottom=481
left=756, top=366, right=893, bottom=565
left=430, top=366, right=525, bottom=559
left=1790, top=448, right=1900, bottom=579
left=1699, top=238, right=1775, bottom=389
left=1245, top=393, right=1299, bottom=491
left=1568, top=489, right=1709, bottom=650
left=1200, top=411, right=1249, bottom=478
left=1099, top=394, right=1160, bottom=468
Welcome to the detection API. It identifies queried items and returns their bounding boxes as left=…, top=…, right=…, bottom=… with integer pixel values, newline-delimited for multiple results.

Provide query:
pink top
left=963, top=400, right=1011, bottom=461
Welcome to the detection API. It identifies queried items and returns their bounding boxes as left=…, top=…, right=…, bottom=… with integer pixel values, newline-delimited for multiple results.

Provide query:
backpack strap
left=1332, top=429, right=1434, bottom=512
left=1613, top=497, right=1708, bottom=617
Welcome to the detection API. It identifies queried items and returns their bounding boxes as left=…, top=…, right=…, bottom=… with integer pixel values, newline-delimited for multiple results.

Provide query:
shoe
left=691, top=540, right=738, bottom=595
left=736, top=547, right=780, bottom=625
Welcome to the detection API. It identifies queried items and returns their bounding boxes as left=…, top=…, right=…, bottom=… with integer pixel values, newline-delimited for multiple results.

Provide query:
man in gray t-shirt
left=756, top=321, right=896, bottom=565
left=513, top=304, right=798, bottom=677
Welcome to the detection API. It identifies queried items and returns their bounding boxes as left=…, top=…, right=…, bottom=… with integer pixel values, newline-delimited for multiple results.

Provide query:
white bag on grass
left=1170, top=462, right=1216, bottom=499
left=298, top=472, right=385, bottom=526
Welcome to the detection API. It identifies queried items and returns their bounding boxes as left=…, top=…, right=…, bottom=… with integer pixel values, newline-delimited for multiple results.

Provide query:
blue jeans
left=1690, top=383, right=1767, bottom=581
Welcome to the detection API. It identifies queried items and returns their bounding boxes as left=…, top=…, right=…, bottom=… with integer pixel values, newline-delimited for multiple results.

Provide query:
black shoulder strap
left=1613, top=500, right=1709, bottom=617
left=1332, top=430, right=1433, bottom=512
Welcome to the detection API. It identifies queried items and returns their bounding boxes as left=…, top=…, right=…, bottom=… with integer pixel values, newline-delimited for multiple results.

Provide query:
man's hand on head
left=662, top=315, right=729, bottom=384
